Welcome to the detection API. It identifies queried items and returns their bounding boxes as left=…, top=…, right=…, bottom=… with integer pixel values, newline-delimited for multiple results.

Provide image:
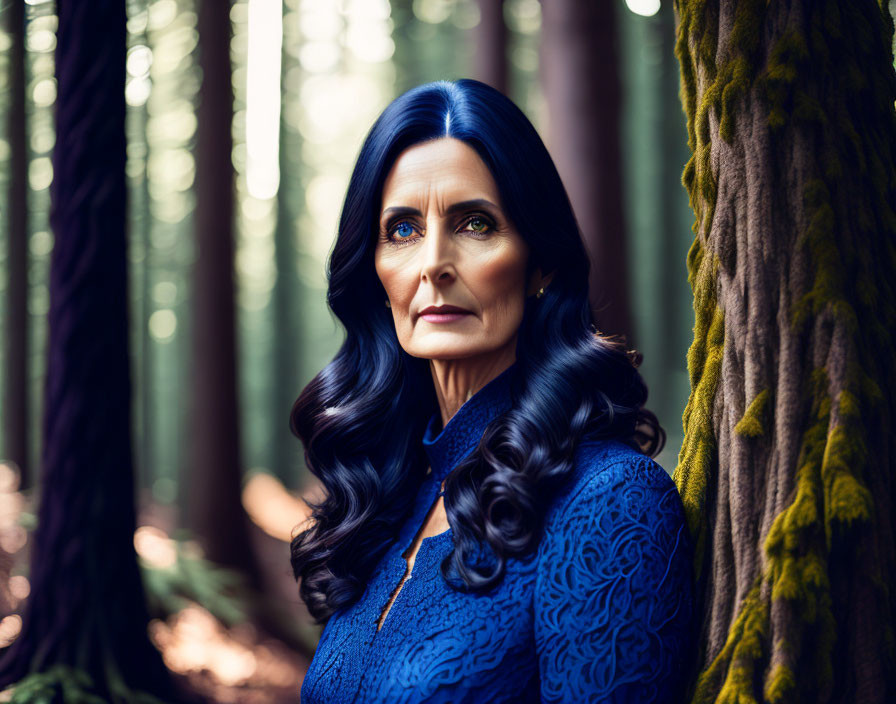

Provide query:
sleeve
left=534, top=453, right=695, bottom=703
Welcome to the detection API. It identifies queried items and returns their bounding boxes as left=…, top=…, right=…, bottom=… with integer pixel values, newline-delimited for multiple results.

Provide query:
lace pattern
left=300, top=363, right=694, bottom=703
left=534, top=448, right=694, bottom=703
left=301, top=442, right=694, bottom=703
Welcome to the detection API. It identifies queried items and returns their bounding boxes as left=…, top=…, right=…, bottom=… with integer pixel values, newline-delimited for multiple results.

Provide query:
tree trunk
left=4, top=0, right=30, bottom=490
left=672, top=1, right=896, bottom=701
left=273, top=12, right=304, bottom=486
left=0, top=1, right=182, bottom=699
left=474, top=0, right=507, bottom=95
left=187, top=0, right=262, bottom=588
left=539, top=0, right=634, bottom=345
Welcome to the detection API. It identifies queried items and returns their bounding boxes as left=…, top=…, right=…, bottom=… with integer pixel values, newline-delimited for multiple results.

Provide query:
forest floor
left=0, top=466, right=323, bottom=704
left=137, top=481, right=319, bottom=704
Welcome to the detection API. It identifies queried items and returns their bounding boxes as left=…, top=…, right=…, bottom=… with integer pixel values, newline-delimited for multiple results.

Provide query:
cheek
left=375, top=255, right=413, bottom=304
left=471, top=249, right=528, bottom=317
left=376, top=255, right=418, bottom=347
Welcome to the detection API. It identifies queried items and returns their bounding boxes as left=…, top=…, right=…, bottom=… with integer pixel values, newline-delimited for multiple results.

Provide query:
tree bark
left=4, top=0, right=30, bottom=490
left=187, top=0, right=262, bottom=588
left=539, top=0, right=634, bottom=345
left=0, top=1, right=182, bottom=699
left=474, top=0, right=507, bottom=95
left=672, top=1, right=896, bottom=701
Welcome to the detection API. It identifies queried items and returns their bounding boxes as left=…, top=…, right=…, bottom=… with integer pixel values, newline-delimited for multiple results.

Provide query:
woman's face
left=374, top=137, right=541, bottom=361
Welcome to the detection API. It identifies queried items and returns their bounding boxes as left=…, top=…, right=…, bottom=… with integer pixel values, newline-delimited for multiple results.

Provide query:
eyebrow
left=380, top=198, right=500, bottom=223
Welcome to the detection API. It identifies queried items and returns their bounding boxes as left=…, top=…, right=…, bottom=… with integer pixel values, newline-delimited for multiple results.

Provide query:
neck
left=429, top=345, right=517, bottom=429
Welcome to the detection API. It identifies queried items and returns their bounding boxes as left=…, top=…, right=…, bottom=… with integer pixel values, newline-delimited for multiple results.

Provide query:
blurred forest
left=0, top=0, right=696, bottom=701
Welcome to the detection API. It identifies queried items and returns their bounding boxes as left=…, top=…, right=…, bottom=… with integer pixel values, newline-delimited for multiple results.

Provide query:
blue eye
left=395, top=222, right=414, bottom=239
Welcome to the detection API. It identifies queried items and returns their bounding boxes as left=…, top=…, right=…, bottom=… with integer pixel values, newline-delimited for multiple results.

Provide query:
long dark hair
left=289, top=79, right=664, bottom=624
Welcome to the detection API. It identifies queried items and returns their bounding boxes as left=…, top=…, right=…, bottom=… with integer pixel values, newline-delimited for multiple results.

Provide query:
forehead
left=380, top=137, right=502, bottom=209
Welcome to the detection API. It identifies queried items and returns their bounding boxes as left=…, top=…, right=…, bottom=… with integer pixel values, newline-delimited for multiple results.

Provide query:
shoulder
left=535, top=437, right=691, bottom=581
left=536, top=438, right=690, bottom=576
left=542, top=438, right=683, bottom=533
left=533, top=439, right=695, bottom=702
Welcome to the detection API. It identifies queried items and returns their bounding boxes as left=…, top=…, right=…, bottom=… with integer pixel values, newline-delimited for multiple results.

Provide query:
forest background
left=1, top=0, right=892, bottom=702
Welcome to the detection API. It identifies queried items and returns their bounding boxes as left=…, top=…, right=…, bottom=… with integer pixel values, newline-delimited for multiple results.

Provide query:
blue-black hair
left=289, top=79, right=664, bottom=624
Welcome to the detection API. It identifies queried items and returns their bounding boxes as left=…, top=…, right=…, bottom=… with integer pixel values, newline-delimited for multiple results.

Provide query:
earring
left=385, top=299, right=391, bottom=308
left=536, top=287, right=545, bottom=299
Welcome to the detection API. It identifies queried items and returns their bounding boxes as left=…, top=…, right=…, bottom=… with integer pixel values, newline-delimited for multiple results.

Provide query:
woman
left=291, top=79, right=695, bottom=703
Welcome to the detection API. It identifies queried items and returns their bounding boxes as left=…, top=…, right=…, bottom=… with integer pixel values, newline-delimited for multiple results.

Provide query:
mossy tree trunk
left=672, top=1, right=896, bottom=702
left=0, top=1, right=183, bottom=700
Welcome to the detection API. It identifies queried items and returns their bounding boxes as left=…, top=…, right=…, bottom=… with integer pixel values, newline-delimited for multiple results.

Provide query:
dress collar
left=421, top=362, right=518, bottom=483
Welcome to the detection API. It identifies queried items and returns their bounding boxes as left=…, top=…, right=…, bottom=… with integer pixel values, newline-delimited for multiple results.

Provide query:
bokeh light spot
left=149, top=309, right=177, bottom=341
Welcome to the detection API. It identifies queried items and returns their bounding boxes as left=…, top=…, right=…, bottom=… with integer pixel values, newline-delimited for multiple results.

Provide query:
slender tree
left=539, top=0, right=634, bottom=344
left=272, top=9, right=304, bottom=486
left=187, top=0, right=261, bottom=586
left=474, top=0, right=507, bottom=95
left=4, top=0, right=30, bottom=490
left=125, top=0, right=154, bottom=497
left=672, top=1, right=896, bottom=701
left=0, top=0, right=183, bottom=700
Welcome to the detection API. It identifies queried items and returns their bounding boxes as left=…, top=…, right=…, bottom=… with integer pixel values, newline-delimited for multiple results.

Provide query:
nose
left=419, top=219, right=456, bottom=285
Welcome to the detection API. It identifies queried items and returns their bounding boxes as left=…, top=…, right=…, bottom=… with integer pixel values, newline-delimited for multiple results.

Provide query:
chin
left=408, top=347, right=483, bottom=361
left=405, top=337, right=487, bottom=360
left=406, top=334, right=515, bottom=362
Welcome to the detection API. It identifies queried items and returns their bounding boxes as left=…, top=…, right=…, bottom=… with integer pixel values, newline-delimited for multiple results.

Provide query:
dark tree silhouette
left=0, top=0, right=183, bottom=700
left=4, top=0, right=30, bottom=490
left=672, top=1, right=896, bottom=701
left=539, top=0, right=634, bottom=344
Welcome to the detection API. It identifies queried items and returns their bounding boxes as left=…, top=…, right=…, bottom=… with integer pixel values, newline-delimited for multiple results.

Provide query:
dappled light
left=0, top=462, right=29, bottom=624
left=134, top=525, right=179, bottom=569
left=0, top=615, right=22, bottom=649
left=242, top=472, right=318, bottom=543
left=149, top=602, right=306, bottom=703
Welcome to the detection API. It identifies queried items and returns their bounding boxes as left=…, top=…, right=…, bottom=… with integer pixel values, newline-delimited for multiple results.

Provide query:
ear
left=527, top=267, right=555, bottom=296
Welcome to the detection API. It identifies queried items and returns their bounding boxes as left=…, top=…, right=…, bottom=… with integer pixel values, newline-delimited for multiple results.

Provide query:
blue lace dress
left=300, top=364, right=695, bottom=703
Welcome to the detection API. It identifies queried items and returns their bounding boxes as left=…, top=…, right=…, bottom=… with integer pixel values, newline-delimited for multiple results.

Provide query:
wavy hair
left=289, top=79, right=664, bottom=624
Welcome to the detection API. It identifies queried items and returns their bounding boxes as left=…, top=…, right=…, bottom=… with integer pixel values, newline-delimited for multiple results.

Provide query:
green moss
left=674, top=0, right=896, bottom=701
left=791, top=180, right=844, bottom=333
left=821, top=419, right=873, bottom=544
left=859, top=369, right=884, bottom=407
left=734, top=389, right=770, bottom=438
left=686, top=235, right=704, bottom=289
left=764, top=662, right=796, bottom=703
left=781, top=464, right=820, bottom=532
left=673, top=0, right=772, bottom=592
left=762, top=361, right=877, bottom=700
left=761, top=30, right=810, bottom=131
left=676, top=303, right=724, bottom=582
left=692, top=578, right=767, bottom=704
left=836, top=389, right=860, bottom=419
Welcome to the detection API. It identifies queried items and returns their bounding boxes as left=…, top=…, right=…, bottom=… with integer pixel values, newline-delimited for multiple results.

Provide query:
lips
left=419, top=304, right=472, bottom=315
left=417, top=304, right=474, bottom=324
